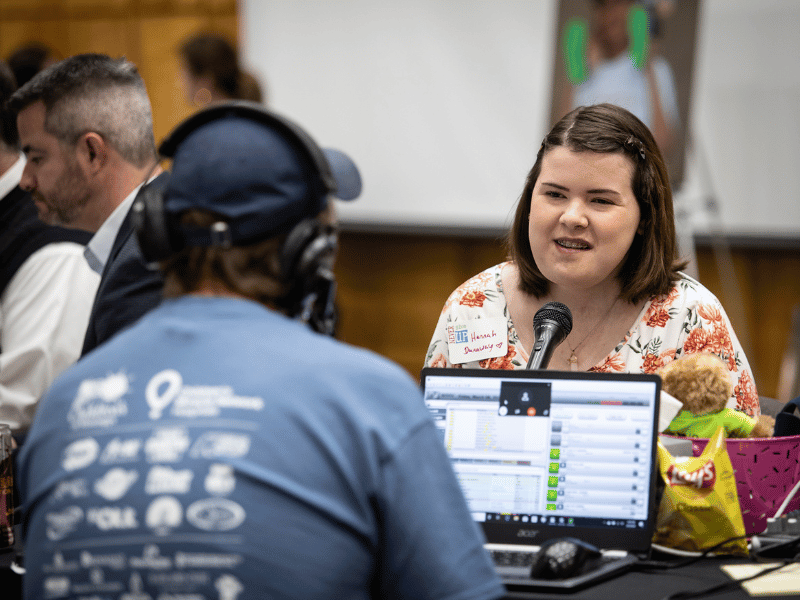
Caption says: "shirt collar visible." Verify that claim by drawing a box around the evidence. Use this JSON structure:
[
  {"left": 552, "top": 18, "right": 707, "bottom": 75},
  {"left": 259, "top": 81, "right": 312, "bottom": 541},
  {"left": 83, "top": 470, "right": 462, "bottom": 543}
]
[
  {"left": 84, "top": 182, "right": 146, "bottom": 274},
  {"left": 0, "top": 154, "right": 25, "bottom": 201}
]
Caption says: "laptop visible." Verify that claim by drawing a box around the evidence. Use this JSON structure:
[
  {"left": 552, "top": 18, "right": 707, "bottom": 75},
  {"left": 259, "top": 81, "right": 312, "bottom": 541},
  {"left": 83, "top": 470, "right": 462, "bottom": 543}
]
[{"left": 420, "top": 367, "right": 661, "bottom": 592}]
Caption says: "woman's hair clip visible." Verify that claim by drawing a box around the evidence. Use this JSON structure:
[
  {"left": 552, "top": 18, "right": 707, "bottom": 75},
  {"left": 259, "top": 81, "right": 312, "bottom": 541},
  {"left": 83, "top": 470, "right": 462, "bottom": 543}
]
[{"left": 625, "top": 135, "right": 646, "bottom": 161}]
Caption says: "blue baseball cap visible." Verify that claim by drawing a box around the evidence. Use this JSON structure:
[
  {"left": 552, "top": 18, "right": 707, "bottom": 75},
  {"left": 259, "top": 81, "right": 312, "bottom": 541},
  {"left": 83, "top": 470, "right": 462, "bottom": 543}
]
[{"left": 160, "top": 103, "right": 361, "bottom": 247}]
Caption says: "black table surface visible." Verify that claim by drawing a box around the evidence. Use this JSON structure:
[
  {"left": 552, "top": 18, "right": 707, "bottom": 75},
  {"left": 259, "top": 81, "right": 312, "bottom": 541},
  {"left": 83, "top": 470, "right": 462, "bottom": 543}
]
[
  {"left": 501, "top": 555, "right": 798, "bottom": 600},
  {"left": 1, "top": 543, "right": 797, "bottom": 600},
  {"left": 0, "top": 549, "right": 21, "bottom": 599}
]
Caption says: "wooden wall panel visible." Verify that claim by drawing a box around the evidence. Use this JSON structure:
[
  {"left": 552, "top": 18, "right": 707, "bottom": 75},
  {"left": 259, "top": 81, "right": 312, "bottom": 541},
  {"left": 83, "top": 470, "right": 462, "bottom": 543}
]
[
  {"left": 696, "top": 246, "right": 800, "bottom": 401},
  {"left": 137, "top": 14, "right": 238, "bottom": 142},
  {"left": 0, "top": 0, "right": 61, "bottom": 11},
  {"left": 336, "top": 232, "right": 508, "bottom": 380},
  {"left": 0, "top": 21, "right": 68, "bottom": 60},
  {"left": 65, "top": 19, "right": 135, "bottom": 58},
  {"left": 138, "top": 16, "right": 206, "bottom": 142},
  {"left": 64, "top": 0, "right": 128, "bottom": 11},
  {"left": 139, "top": 0, "right": 235, "bottom": 11},
  {"left": 0, "top": 0, "right": 237, "bottom": 141}
]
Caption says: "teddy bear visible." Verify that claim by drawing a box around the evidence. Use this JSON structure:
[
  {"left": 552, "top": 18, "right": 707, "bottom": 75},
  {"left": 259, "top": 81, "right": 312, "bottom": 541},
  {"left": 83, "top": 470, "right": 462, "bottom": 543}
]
[{"left": 658, "top": 352, "right": 775, "bottom": 439}]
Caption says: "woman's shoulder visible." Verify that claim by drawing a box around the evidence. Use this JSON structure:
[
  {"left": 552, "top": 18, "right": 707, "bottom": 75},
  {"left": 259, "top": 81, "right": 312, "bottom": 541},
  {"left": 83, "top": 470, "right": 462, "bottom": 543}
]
[
  {"left": 440, "top": 262, "right": 509, "bottom": 315},
  {"left": 648, "top": 273, "right": 724, "bottom": 308},
  {"left": 674, "top": 273, "right": 725, "bottom": 304},
  {"left": 633, "top": 273, "right": 729, "bottom": 333},
  {"left": 634, "top": 273, "right": 742, "bottom": 349},
  {"left": 448, "top": 262, "right": 507, "bottom": 297}
]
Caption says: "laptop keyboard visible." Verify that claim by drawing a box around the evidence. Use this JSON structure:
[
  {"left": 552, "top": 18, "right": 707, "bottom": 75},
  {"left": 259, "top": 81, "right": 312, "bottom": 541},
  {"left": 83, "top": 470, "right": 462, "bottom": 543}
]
[
  {"left": 490, "top": 549, "right": 538, "bottom": 568},
  {"left": 490, "top": 547, "right": 631, "bottom": 583}
]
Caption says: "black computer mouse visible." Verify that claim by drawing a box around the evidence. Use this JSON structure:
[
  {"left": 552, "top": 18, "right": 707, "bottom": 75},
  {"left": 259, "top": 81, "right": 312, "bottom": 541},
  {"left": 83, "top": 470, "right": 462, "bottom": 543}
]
[{"left": 529, "top": 537, "right": 603, "bottom": 580}]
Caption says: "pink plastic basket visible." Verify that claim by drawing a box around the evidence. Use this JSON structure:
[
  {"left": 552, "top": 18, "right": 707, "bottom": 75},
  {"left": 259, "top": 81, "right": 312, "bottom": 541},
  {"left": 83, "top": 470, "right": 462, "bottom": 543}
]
[{"left": 690, "top": 435, "right": 800, "bottom": 535}]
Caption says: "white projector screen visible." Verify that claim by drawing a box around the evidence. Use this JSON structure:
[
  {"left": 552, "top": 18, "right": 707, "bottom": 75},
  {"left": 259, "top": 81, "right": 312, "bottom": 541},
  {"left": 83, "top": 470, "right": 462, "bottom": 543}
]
[
  {"left": 240, "top": 0, "right": 558, "bottom": 235},
  {"left": 241, "top": 0, "right": 800, "bottom": 240}
]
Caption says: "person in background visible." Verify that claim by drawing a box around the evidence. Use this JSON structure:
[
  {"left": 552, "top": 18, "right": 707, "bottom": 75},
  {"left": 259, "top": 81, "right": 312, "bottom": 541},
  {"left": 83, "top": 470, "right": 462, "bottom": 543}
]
[
  {"left": 6, "top": 41, "right": 60, "bottom": 89},
  {"left": 179, "top": 32, "right": 265, "bottom": 106},
  {"left": 0, "top": 60, "right": 98, "bottom": 441},
  {"left": 9, "top": 53, "right": 168, "bottom": 356},
  {"left": 17, "top": 101, "right": 505, "bottom": 600},
  {"left": 559, "top": 0, "right": 679, "bottom": 159},
  {"left": 424, "top": 103, "right": 759, "bottom": 418},
  {"left": 5, "top": 42, "right": 62, "bottom": 224}
]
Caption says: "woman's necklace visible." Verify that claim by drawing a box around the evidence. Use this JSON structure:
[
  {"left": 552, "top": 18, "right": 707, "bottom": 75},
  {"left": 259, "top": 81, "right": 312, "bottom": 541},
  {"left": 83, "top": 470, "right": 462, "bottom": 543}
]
[{"left": 565, "top": 296, "right": 620, "bottom": 371}]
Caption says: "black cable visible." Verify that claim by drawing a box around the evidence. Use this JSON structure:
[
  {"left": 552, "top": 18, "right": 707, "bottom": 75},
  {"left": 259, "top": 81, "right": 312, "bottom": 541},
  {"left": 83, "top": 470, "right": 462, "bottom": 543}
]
[
  {"left": 751, "top": 533, "right": 800, "bottom": 562},
  {"left": 646, "top": 533, "right": 800, "bottom": 600},
  {"left": 658, "top": 560, "right": 791, "bottom": 600},
  {"left": 633, "top": 535, "right": 750, "bottom": 571}
]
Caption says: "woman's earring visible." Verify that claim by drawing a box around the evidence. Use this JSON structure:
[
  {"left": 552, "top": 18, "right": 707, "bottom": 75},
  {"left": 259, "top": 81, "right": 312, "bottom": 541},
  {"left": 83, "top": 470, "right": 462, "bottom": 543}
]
[{"left": 193, "top": 87, "right": 212, "bottom": 106}]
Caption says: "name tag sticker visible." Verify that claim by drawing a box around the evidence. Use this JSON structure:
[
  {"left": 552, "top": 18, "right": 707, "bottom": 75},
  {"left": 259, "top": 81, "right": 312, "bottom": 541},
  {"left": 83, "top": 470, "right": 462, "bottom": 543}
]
[{"left": 448, "top": 317, "right": 508, "bottom": 364}]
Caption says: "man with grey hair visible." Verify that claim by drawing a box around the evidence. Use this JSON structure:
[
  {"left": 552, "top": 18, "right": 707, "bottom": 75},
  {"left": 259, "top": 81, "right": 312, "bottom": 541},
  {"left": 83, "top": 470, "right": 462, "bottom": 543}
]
[{"left": 9, "top": 53, "right": 167, "bottom": 355}]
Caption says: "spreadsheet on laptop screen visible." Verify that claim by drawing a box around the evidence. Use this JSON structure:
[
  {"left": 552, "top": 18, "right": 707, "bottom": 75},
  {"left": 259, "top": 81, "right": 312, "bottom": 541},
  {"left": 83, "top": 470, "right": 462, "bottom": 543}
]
[{"left": 422, "top": 371, "right": 658, "bottom": 531}]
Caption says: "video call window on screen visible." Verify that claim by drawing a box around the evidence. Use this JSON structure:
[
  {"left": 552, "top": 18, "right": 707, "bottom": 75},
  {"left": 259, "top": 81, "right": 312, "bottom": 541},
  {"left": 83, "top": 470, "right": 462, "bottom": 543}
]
[{"left": 499, "top": 381, "right": 552, "bottom": 417}]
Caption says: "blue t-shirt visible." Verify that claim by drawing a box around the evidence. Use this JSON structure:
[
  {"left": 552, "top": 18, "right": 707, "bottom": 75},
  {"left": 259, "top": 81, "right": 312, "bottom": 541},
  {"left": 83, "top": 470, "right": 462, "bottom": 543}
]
[{"left": 17, "top": 296, "right": 504, "bottom": 600}]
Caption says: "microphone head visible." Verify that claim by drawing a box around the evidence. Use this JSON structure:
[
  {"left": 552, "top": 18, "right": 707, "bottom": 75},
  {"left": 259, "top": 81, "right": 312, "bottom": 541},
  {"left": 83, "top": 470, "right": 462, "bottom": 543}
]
[{"left": 534, "top": 301, "right": 573, "bottom": 336}]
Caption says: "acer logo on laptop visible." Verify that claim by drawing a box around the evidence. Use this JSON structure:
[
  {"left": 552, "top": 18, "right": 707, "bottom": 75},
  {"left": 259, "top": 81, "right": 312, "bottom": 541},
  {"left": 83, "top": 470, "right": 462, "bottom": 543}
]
[{"left": 517, "top": 529, "right": 539, "bottom": 538}]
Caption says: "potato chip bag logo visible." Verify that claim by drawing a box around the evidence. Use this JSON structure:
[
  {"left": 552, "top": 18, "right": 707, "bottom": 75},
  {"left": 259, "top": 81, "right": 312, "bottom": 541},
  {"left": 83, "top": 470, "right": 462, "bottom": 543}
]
[{"left": 666, "top": 460, "right": 716, "bottom": 489}]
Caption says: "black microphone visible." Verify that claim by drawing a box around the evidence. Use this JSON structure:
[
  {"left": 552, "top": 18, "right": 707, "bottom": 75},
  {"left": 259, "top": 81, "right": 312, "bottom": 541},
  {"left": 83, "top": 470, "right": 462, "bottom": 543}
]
[{"left": 526, "top": 302, "right": 573, "bottom": 370}]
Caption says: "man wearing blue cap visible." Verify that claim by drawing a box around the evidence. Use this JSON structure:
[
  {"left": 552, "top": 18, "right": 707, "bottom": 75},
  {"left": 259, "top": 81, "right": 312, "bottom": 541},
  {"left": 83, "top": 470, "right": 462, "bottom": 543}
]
[{"left": 16, "top": 102, "right": 505, "bottom": 600}]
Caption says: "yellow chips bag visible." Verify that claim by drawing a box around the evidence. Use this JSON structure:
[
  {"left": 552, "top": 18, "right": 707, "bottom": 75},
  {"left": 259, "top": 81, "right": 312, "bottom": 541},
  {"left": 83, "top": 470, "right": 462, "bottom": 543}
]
[{"left": 653, "top": 426, "right": 748, "bottom": 555}]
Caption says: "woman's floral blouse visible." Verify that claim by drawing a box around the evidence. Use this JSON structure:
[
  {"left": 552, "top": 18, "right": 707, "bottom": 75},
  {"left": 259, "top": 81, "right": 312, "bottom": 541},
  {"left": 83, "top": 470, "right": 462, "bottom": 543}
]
[{"left": 424, "top": 263, "right": 760, "bottom": 417}]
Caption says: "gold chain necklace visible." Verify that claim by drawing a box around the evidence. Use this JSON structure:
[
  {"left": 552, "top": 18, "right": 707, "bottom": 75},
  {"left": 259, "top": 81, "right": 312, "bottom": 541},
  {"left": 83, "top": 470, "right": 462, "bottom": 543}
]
[{"left": 565, "top": 296, "right": 620, "bottom": 371}]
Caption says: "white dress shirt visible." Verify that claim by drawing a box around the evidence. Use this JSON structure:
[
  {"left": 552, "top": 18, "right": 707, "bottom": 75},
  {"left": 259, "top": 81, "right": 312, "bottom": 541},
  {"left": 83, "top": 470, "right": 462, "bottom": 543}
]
[
  {"left": 84, "top": 182, "right": 145, "bottom": 274},
  {"left": 0, "top": 156, "right": 100, "bottom": 432}
]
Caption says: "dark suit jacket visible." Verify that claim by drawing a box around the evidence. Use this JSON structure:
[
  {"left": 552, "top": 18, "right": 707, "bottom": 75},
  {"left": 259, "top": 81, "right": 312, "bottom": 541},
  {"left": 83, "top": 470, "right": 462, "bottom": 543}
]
[
  {"left": 81, "top": 173, "right": 169, "bottom": 356},
  {"left": 0, "top": 186, "right": 92, "bottom": 293}
]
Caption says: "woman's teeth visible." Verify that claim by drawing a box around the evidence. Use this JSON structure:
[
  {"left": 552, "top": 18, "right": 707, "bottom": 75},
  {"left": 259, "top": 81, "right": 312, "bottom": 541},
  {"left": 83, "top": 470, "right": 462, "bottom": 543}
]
[{"left": 557, "top": 240, "right": 589, "bottom": 249}]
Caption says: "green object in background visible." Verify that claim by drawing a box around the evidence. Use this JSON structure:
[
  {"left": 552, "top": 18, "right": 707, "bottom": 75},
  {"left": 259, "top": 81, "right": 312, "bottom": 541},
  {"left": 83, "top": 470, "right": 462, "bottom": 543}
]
[
  {"left": 563, "top": 18, "right": 588, "bottom": 85},
  {"left": 628, "top": 4, "right": 649, "bottom": 70}
]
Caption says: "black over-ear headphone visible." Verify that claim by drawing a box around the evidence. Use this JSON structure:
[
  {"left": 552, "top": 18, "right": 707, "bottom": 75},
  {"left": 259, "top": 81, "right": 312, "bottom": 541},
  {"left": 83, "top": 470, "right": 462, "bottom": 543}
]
[
  {"left": 775, "top": 396, "right": 800, "bottom": 437},
  {"left": 131, "top": 101, "right": 342, "bottom": 335}
]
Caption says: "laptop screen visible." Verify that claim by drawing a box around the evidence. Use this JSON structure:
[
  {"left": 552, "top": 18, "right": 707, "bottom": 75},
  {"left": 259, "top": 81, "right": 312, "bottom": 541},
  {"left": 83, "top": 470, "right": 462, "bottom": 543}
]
[{"left": 420, "top": 368, "right": 661, "bottom": 553}]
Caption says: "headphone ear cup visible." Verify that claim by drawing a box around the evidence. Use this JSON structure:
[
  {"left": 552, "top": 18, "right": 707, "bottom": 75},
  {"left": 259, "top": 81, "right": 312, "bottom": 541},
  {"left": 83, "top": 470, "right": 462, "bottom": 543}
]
[
  {"left": 132, "top": 184, "right": 179, "bottom": 264},
  {"left": 278, "top": 218, "right": 339, "bottom": 335},
  {"left": 279, "top": 219, "right": 336, "bottom": 282}
]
